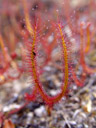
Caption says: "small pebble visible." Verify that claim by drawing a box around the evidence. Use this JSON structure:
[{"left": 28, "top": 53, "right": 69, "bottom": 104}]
[
  {"left": 77, "top": 124, "right": 84, "bottom": 128},
  {"left": 34, "top": 106, "right": 47, "bottom": 117},
  {"left": 3, "top": 104, "right": 20, "bottom": 112},
  {"left": 26, "top": 112, "right": 33, "bottom": 124},
  {"left": 50, "top": 90, "right": 60, "bottom": 96}
]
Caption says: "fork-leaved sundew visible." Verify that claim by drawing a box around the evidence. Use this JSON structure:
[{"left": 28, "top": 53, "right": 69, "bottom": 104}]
[{"left": 25, "top": 22, "right": 71, "bottom": 107}]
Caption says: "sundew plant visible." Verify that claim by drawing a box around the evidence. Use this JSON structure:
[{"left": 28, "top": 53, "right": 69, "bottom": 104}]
[{"left": 0, "top": 0, "right": 96, "bottom": 127}]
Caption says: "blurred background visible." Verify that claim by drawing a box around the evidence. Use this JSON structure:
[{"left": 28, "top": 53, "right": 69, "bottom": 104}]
[{"left": 0, "top": 0, "right": 96, "bottom": 128}]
